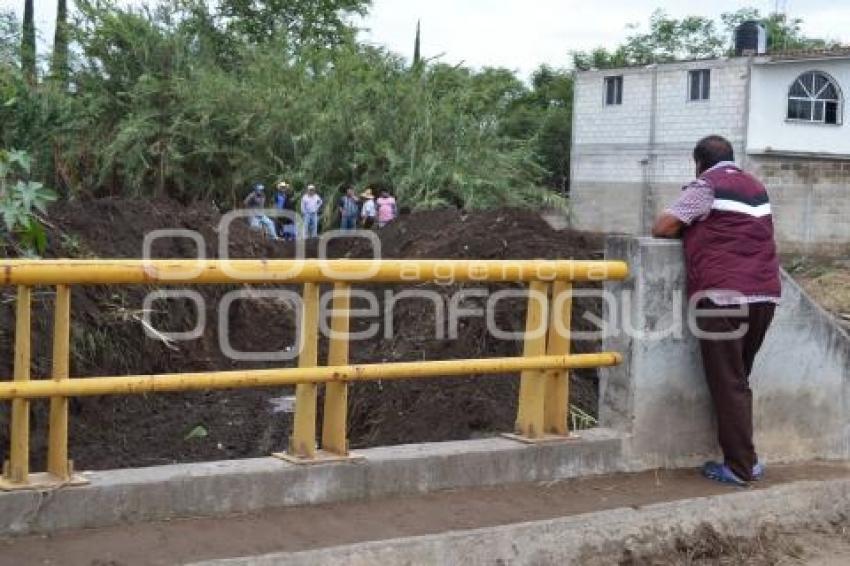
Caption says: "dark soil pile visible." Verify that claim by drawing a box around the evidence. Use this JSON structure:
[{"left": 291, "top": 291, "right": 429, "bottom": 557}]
[{"left": 0, "top": 200, "right": 604, "bottom": 470}]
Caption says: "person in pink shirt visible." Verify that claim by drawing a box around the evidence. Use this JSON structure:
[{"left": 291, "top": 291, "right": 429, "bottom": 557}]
[{"left": 375, "top": 188, "right": 397, "bottom": 228}]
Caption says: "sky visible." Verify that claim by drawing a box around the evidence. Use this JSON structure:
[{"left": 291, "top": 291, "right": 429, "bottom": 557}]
[{"left": 8, "top": 0, "right": 850, "bottom": 80}]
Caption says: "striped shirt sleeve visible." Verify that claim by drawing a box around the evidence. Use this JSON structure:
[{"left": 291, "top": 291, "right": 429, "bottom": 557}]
[{"left": 665, "top": 178, "right": 714, "bottom": 225}]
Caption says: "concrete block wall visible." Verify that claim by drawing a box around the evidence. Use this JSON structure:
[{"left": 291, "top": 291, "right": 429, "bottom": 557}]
[
  {"left": 570, "top": 58, "right": 850, "bottom": 256},
  {"left": 749, "top": 155, "right": 850, "bottom": 256},
  {"left": 601, "top": 236, "right": 850, "bottom": 470},
  {"left": 571, "top": 59, "right": 749, "bottom": 236},
  {"left": 573, "top": 154, "right": 850, "bottom": 255},
  {"left": 566, "top": 182, "right": 645, "bottom": 235},
  {"left": 654, "top": 61, "right": 749, "bottom": 150},
  {"left": 572, "top": 59, "right": 749, "bottom": 152},
  {"left": 573, "top": 69, "right": 653, "bottom": 147}
]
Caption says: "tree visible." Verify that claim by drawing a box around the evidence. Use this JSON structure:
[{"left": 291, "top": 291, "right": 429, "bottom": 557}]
[
  {"left": 573, "top": 10, "right": 723, "bottom": 70},
  {"left": 624, "top": 11, "right": 724, "bottom": 63},
  {"left": 21, "top": 0, "right": 36, "bottom": 83},
  {"left": 572, "top": 7, "right": 836, "bottom": 70},
  {"left": 529, "top": 67, "right": 573, "bottom": 192},
  {"left": 720, "top": 9, "right": 837, "bottom": 52},
  {"left": 571, "top": 47, "right": 629, "bottom": 72},
  {"left": 51, "top": 0, "right": 69, "bottom": 83},
  {"left": 217, "top": 0, "right": 371, "bottom": 49},
  {"left": 412, "top": 19, "right": 421, "bottom": 67},
  {"left": 500, "top": 65, "right": 574, "bottom": 192},
  {"left": 0, "top": 9, "right": 20, "bottom": 64}
]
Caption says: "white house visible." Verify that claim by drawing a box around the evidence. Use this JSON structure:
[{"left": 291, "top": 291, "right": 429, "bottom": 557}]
[{"left": 570, "top": 47, "right": 850, "bottom": 255}]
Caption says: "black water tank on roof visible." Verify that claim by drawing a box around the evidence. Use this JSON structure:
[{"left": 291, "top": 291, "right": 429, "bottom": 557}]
[{"left": 735, "top": 21, "right": 767, "bottom": 55}]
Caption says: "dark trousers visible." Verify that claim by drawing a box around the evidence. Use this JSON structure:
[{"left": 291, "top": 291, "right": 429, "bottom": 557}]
[
  {"left": 340, "top": 215, "right": 357, "bottom": 230},
  {"left": 696, "top": 300, "right": 775, "bottom": 481}
]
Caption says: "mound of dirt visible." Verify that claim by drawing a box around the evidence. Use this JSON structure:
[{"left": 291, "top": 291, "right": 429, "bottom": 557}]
[
  {"left": 357, "top": 208, "right": 602, "bottom": 260},
  {"left": 0, "top": 200, "right": 604, "bottom": 470}
]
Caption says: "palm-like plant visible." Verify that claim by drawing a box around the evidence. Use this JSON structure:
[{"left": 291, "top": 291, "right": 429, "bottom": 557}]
[{"left": 0, "top": 149, "right": 57, "bottom": 255}]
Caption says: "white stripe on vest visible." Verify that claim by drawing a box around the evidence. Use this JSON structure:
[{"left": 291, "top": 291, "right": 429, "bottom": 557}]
[{"left": 711, "top": 199, "right": 772, "bottom": 218}]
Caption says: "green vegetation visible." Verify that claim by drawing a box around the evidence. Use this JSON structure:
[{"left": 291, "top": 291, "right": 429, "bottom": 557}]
[
  {"left": 572, "top": 8, "right": 837, "bottom": 70},
  {"left": 0, "top": 0, "right": 570, "bottom": 212},
  {"left": 0, "top": 2, "right": 835, "bottom": 214},
  {"left": 0, "top": 148, "right": 57, "bottom": 255},
  {"left": 1, "top": 9, "right": 18, "bottom": 64}
]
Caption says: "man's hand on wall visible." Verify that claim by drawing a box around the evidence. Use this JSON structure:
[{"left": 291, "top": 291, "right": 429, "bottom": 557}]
[{"left": 651, "top": 213, "right": 685, "bottom": 239}]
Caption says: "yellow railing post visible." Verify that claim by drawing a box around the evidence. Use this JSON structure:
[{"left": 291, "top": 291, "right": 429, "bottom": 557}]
[
  {"left": 287, "top": 282, "right": 320, "bottom": 459},
  {"left": 4, "top": 286, "right": 32, "bottom": 486},
  {"left": 544, "top": 281, "right": 572, "bottom": 436},
  {"left": 513, "top": 281, "right": 550, "bottom": 440},
  {"left": 321, "top": 282, "right": 350, "bottom": 456},
  {"left": 47, "top": 285, "right": 72, "bottom": 479}
]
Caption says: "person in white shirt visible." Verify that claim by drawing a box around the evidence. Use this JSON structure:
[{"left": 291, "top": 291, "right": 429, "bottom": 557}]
[
  {"left": 360, "top": 188, "right": 377, "bottom": 228},
  {"left": 300, "top": 184, "right": 323, "bottom": 238}
]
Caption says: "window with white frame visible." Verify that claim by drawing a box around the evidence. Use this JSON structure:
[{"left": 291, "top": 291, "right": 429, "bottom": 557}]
[
  {"left": 688, "top": 69, "right": 710, "bottom": 101},
  {"left": 787, "top": 71, "right": 843, "bottom": 125},
  {"left": 604, "top": 76, "right": 623, "bottom": 106}
]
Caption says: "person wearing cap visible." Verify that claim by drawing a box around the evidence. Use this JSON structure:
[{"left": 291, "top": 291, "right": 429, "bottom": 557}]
[
  {"left": 243, "top": 183, "right": 278, "bottom": 240},
  {"left": 301, "top": 184, "right": 323, "bottom": 238},
  {"left": 338, "top": 185, "right": 360, "bottom": 231},
  {"left": 274, "top": 181, "right": 296, "bottom": 239},
  {"left": 282, "top": 183, "right": 298, "bottom": 240},
  {"left": 274, "top": 182, "right": 288, "bottom": 210},
  {"left": 360, "top": 188, "right": 377, "bottom": 229}
]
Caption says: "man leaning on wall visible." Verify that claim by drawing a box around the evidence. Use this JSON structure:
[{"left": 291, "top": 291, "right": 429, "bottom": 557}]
[{"left": 652, "top": 135, "right": 781, "bottom": 486}]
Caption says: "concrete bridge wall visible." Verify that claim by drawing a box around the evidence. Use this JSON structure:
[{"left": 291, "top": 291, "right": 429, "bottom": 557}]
[
  {"left": 1, "top": 237, "right": 848, "bottom": 536},
  {"left": 602, "top": 236, "right": 850, "bottom": 469}
]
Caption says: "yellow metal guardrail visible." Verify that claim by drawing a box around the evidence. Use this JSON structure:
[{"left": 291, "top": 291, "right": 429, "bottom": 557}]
[{"left": 0, "top": 259, "right": 627, "bottom": 491}]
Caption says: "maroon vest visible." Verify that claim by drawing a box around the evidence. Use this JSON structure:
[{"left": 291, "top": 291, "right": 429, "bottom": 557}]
[{"left": 681, "top": 164, "right": 781, "bottom": 300}]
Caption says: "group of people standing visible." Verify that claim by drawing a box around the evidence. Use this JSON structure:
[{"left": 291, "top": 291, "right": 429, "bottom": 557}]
[
  {"left": 338, "top": 185, "right": 397, "bottom": 231},
  {"left": 243, "top": 181, "right": 397, "bottom": 241}
]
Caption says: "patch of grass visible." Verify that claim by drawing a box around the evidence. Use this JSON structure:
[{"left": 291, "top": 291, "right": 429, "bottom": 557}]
[
  {"left": 618, "top": 523, "right": 806, "bottom": 565},
  {"left": 783, "top": 256, "right": 850, "bottom": 319},
  {"left": 798, "top": 271, "right": 850, "bottom": 315}
]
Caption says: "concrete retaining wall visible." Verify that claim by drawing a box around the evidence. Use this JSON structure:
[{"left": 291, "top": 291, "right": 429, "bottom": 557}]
[
  {"left": 570, "top": 156, "right": 850, "bottom": 256},
  {"left": 0, "top": 431, "right": 625, "bottom": 536},
  {"left": 748, "top": 155, "right": 850, "bottom": 256},
  {"left": 195, "top": 477, "right": 850, "bottom": 566},
  {"left": 602, "top": 236, "right": 850, "bottom": 470}
]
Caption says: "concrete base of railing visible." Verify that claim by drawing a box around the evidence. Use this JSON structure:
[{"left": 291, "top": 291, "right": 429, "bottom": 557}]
[
  {"left": 0, "top": 471, "right": 88, "bottom": 492},
  {"left": 0, "top": 429, "right": 625, "bottom": 537},
  {"left": 271, "top": 449, "right": 366, "bottom": 465}
]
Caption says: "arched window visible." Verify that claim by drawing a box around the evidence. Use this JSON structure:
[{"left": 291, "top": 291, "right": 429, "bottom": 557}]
[{"left": 787, "top": 71, "right": 842, "bottom": 125}]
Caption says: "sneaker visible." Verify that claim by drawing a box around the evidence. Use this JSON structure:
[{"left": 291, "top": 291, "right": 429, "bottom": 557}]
[
  {"left": 752, "top": 462, "right": 765, "bottom": 481},
  {"left": 702, "top": 461, "right": 748, "bottom": 486}
]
